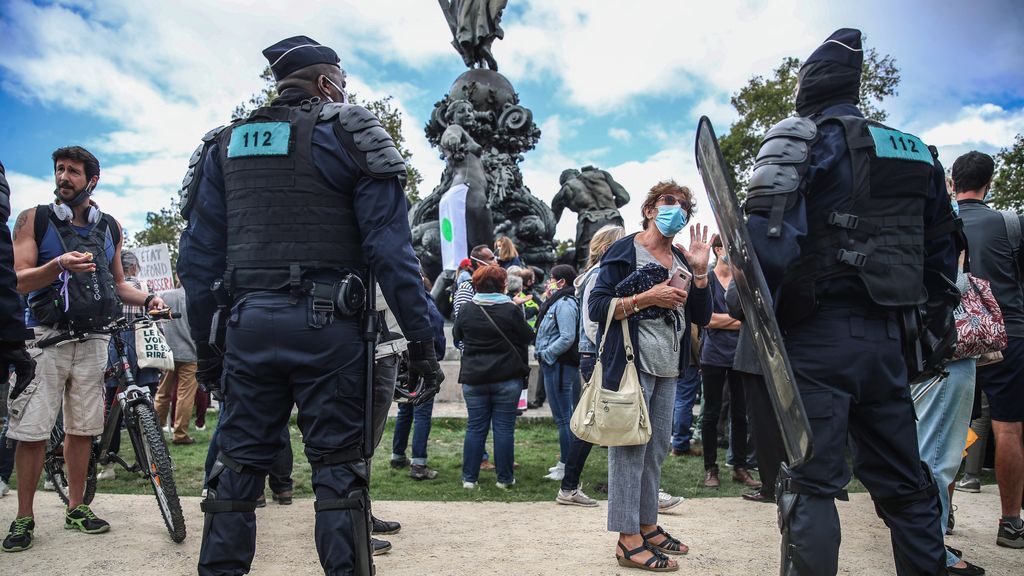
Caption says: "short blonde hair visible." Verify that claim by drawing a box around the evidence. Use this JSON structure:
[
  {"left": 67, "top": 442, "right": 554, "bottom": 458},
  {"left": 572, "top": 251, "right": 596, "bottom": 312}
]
[{"left": 585, "top": 225, "right": 625, "bottom": 271}]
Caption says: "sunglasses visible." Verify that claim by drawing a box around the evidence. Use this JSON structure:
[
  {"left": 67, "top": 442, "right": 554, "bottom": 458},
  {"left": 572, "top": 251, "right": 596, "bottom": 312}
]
[{"left": 658, "top": 195, "right": 691, "bottom": 211}]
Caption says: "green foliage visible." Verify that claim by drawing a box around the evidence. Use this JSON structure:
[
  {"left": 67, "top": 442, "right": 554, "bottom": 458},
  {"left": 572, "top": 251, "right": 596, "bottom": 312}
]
[
  {"left": 555, "top": 238, "right": 575, "bottom": 257},
  {"left": 131, "top": 206, "right": 186, "bottom": 271},
  {"left": 720, "top": 49, "right": 901, "bottom": 192},
  {"left": 991, "top": 133, "right": 1024, "bottom": 211},
  {"left": 233, "top": 66, "right": 422, "bottom": 203}
]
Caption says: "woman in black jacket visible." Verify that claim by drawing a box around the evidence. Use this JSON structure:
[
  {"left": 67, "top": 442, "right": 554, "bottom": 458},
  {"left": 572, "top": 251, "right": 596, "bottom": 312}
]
[{"left": 453, "top": 265, "right": 534, "bottom": 489}]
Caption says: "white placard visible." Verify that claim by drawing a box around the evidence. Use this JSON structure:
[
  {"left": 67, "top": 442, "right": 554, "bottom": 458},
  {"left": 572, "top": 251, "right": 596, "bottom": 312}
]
[{"left": 135, "top": 243, "right": 174, "bottom": 293}]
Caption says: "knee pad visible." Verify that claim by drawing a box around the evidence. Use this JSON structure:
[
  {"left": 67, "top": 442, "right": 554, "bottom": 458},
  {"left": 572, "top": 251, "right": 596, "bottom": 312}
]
[
  {"left": 200, "top": 453, "right": 264, "bottom": 541},
  {"left": 315, "top": 485, "right": 373, "bottom": 576}
]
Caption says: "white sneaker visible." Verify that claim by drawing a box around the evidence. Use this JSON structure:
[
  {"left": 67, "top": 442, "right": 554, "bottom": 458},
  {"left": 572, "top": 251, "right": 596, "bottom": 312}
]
[
  {"left": 0, "top": 478, "right": 9, "bottom": 497},
  {"left": 556, "top": 488, "right": 598, "bottom": 507},
  {"left": 43, "top": 479, "right": 55, "bottom": 491},
  {"left": 658, "top": 489, "right": 683, "bottom": 512},
  {"left": 543, "top": 462, "right": 565, "bottom": 481},
  {"left": 548, "top": 463, "right": 561, "bottom": 473},
  {"left": 97, "top": 463, "right": 117, "bottom": 481},
  {"left": 495, "top": 479, "right": 516, "bottom": 489},
  {"left": 195, "top": 425, "right": 206, "bottom": 431},
  {"left": 462, "top": 481, "right": 477, "bottom": 489}
]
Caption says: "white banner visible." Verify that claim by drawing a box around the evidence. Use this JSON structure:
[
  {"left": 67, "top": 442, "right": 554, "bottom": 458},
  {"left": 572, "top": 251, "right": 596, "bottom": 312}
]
[
  {"left": 135, "top": 243, "right": 174, "bottom": 293},
  {"left": 439, "top": 183, "right": 469, "bottom": 271}
]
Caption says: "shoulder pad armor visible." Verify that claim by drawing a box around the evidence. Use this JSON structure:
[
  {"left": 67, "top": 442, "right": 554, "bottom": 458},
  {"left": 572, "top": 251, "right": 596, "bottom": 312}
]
[
  {"left": 180, "top": 125, "right": 227, "bottom": 219},
  {"left": 744, "top": 118, "right": 817, "bottom": 234},
  {"left": 323, "top": 104, "right": 407, "bottom": 179},
  {"left": 762, "top": 116, "right": 817, "bottom": 142}
]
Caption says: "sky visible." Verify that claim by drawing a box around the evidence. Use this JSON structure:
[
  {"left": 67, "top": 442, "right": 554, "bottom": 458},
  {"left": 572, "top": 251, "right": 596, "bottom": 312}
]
[{"left": 1, "top": 0, "right": 1022, "bottom": 246}]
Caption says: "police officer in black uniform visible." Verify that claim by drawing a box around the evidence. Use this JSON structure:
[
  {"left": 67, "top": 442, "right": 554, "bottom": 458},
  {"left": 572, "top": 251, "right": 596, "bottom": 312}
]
[
  {"left": 744, "top": 30, "right": 960, "bottom": 575},
  {"left": 0, "top": 162, "right": 34, "bottom": 402},
  {"left": 177, "top": 36, "right": 444, "bottom": 576}
]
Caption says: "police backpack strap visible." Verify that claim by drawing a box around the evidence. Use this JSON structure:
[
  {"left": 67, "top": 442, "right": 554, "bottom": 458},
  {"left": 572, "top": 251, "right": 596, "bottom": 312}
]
[
  {"left": 745, "top": 117, "right": 818, "bottom": 237},
  {"left": 320, "top": 103, "right": 407, "bottom": 180},
  {"left": 179, "top": 124, "right": 230, "bottom": 220}
]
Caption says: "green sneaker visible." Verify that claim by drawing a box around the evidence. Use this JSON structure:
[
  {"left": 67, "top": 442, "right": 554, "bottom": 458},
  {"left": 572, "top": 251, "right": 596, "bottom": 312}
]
[
  {"left": 2, "top": 517, "right": 34, "bottom": 552},
  {"left": 64, "top": 505, "right": 110, "bottom": 534}
]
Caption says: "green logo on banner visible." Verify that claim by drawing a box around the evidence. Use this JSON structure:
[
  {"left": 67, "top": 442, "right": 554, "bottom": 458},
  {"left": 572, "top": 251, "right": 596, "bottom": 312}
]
[{"left": 441, "top": 218, "right": 454, "bottom": 242}]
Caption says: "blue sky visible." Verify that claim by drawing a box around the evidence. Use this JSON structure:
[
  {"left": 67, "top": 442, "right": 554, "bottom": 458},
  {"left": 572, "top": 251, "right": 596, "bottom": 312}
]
[{"left": 1, "top": 0, "right": 1022, "bottom": 241}]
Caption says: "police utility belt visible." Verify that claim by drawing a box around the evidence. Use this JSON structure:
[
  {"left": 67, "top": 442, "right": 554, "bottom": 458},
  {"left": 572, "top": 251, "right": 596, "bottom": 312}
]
[{"left": 299, "top": 275, "right": 366, "bottom": 319}]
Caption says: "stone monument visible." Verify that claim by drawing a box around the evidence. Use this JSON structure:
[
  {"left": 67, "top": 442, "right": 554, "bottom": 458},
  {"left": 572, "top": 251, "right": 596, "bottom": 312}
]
[{"left": 552, "top": 165, "right": 630, "bottom": 271}]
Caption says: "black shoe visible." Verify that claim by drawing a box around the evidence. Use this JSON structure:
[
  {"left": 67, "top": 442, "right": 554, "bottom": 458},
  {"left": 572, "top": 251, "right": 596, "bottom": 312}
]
[
  {"left": 947, "top": 560, "right": 986, "bottom": 575},
  {"left": 371, "top": 537, "right": 392, "bottom": 556},
  {"left": 527, "top": 401, "right": 543, "bottom": 409},
  {"left": 946, "top": 545, "right": 963, "bottom": 559},
  {"left": 371, "top": 515, "right": 401, "bottom": 535},
  {"left": 389, "top": 457, "right": 410, "bottom": 469},
  {"left": 272, "top": 491, "right": 293, "bottom": 505},
  {"left": 2, "top": 517, "right": 34, "bottom": 552},
  {"left": 64, "top": 505, "right": 110, "bottom": 534},
  {"left": 997, "top": 517, "right": 1024, "bottom": 548},
  {"left": 255, "top": 494, "right": 267, "bottom": 508},
  {"left": 409, "top": 464, "right": 438, "bottom": 480}
]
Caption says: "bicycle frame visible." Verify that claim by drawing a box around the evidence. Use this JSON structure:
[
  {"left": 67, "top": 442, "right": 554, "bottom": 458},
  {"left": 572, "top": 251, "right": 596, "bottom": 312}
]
[{"left": 96, "top": 325, "right": 159, "bottom": 473}]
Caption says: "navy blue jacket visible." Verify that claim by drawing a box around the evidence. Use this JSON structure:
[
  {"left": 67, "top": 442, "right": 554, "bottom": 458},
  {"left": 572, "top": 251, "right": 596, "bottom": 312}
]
[
  {"left": 589, "top": 233, "right": 713, "bottom": 389},
  {"left": 0, "top": 163, "right": 30, "bottom": 341},
  {"left": 747, "top": 104, "right": 958, "bottom": 306},
  {"left": 179, "top": 95, "right": 433, "bottom": 353}
]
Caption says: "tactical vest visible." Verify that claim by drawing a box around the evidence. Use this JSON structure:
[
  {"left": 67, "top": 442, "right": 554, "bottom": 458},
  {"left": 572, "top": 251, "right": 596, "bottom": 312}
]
[
  {"left": 27, "top": 206, "right": 121, "bottom": 330},
  {"left": 217, "top": 102, "right": 365, "bottom": 291},
  {"left": 783, "top": 115, "right": 933, "bottom": 308}
]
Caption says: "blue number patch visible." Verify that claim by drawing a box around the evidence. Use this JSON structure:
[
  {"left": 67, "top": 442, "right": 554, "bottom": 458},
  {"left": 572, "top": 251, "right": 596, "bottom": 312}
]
[
  {"left": 868, "top": 126, "right": 933, "bottom": 165},
  {"left": 226, "top": 122, "right": 291, "bottom": 158}
]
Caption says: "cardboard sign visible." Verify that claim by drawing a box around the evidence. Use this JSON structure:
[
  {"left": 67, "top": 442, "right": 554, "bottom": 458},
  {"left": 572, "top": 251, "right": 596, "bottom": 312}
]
[{"left": 135, "top": 244, "right": 175, "bottom": 293}]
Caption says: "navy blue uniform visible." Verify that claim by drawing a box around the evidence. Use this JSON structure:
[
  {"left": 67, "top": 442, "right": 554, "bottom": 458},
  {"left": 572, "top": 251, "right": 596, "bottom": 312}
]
[
  {"left": 748, "top": 102, "right": 956, "bottom": 575},
  {"left": 179, "top": 92, "right": 433, "bottom": 575},
  {"left": 0, "top": 164, "right": 26, "bottom": 341}
]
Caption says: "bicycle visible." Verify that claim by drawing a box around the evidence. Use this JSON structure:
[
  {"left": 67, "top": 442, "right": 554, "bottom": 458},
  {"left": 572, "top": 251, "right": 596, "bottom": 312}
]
[{"left": 41, "top": 309, "right": 187, "bottom": 543}]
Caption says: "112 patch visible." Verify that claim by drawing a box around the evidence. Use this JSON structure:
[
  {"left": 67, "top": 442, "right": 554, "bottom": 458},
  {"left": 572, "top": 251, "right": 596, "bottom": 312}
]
[
  {"left": 867, "top": 126, "right": 933, "bottom": 165},
  {"left": 227, "top": 122, "right": 291, "bottom": 158}
]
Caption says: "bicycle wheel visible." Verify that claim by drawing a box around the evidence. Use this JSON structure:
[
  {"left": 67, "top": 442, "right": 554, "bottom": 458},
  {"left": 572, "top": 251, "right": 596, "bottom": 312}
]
[
  {"left": 131, "top": 403, "right": 187, "bottom": 543},
  {"left": 43, "top": 421, "right": 98, "bottom": 506}
]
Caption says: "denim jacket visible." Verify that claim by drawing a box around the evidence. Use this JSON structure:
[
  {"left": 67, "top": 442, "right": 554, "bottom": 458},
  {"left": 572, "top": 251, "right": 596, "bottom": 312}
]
[{"left": 535, "top": 296, "right": 578, "bottom": 366}]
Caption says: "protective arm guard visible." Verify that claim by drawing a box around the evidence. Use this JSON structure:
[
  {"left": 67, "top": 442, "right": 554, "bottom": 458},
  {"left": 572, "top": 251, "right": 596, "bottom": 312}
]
[
  {"left": 320, "top": 103, "right": 407, "bottom": 182},
  {"left": 744, "top": 117, "right": 818, "bottom": 238},
  {"left": 179, "top": 125, "right": 228, "bottom": 220}
]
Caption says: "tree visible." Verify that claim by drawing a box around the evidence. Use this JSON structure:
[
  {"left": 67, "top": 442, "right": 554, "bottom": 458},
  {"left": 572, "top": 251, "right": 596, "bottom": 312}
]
[
  {"left": 234, "top": 66, "right": 423, "bottom": 202},
  {"left": 131, "top": 206, "right": 186, "bottom": 271},
  {"left": 991, "top": 133, "right": 1024, "bottom": 212},
  {"left": 720, "top": 48, "right": 901, "bottom": 191}
]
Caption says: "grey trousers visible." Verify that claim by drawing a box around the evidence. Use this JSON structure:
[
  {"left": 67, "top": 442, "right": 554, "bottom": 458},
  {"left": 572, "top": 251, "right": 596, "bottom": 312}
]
[{"left": 607, "top": 370, "right": 676, "bottom": 534}]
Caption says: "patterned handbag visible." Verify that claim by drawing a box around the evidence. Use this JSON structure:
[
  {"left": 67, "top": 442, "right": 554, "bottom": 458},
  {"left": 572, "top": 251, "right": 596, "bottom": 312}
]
[{"left": 952, "top": 273, "right": 1007, "bottom": 360}]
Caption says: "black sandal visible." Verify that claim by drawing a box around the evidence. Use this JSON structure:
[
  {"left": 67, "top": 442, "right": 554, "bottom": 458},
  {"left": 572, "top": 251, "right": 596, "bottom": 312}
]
[
  {"left": 642, "top": 526, "right": 689, "bottom": 555},
  {"left": 616, "top": 541, "right": 678, "bottom": 572}
]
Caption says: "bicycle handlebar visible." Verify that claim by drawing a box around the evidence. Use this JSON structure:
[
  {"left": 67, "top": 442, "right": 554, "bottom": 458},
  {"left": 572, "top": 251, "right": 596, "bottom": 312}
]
[{"left": 36, "top": 309, "right": 180, "bottom": 349}]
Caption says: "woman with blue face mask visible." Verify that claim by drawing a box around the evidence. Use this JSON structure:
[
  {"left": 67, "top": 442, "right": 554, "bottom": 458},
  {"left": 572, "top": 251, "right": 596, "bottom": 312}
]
[{"left": 588, "top": 180, "right": 715, "bottom": 572}]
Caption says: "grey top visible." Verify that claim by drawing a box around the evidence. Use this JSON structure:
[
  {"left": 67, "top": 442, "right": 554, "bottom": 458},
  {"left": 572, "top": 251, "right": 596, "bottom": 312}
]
[
  {"left": 958, "top": 200, "right": 1024, "bottom": 338},
  {"left": 634, "top": 239, "right": 683, "bottom": 378},
  {"left": 157, "top": 288, "right": 196, "bottom": 363},
  {"left": 725, "top": 279, "right": 761, "bottom": 375}
]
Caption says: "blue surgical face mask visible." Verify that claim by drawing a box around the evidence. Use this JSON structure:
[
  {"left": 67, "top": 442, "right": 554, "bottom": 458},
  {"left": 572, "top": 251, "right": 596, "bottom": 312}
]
[{"left": 654, "top": 205, "right": 687, "bottom": 237}]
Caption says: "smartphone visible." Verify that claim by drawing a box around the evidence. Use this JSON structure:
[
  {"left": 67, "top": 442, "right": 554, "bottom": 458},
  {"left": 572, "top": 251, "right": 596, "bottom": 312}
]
[{"left": 668, "top": 267, "right": 692, "bottom": 292}]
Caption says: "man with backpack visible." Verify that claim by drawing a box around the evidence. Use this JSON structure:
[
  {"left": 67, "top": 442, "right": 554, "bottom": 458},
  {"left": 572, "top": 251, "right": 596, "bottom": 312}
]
[
  {"left": 954, "top": 151, "right": 1024, "bottom": 550},
  {"left": 3, "top": 146, "right": 165, "bottom": 553}
]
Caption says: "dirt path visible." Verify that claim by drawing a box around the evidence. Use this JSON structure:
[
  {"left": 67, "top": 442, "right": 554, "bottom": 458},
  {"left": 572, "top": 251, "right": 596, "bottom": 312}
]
[{"left": 1, "top": 489, "right": 1017, "bottom": 575}]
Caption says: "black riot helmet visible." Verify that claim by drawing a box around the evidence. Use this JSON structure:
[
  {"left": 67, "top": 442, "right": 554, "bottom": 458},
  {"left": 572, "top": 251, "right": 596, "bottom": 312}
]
[{"left": 795, "top": 28, "right": 864, "bottom": 117}]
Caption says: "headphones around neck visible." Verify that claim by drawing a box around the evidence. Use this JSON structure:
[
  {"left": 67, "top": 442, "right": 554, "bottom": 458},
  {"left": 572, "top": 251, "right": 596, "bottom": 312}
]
[{"left": 52, "top": 201, "right": 101, "bottom": 225}]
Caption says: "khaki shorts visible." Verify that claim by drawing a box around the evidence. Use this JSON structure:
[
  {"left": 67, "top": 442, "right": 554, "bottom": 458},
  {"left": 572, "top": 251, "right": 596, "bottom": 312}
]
[{"left": 6, "top": 326, "right": 110, "bottom": 442}]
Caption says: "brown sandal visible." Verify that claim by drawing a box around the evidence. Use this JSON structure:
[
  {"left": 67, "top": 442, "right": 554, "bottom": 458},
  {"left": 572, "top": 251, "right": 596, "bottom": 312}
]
[
  {"left": 642, "top": 526, "right": 689, "bottom": 555},
  {"left": 616, "top": 541, "right": 678, "bottom": 572}
]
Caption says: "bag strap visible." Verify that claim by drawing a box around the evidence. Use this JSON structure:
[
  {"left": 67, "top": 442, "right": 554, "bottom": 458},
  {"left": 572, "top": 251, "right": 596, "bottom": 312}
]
[
  {"left": 1001, "top": 211, "right": 1022, "bottom": 281},
  {"left": 477, "top": 304, "right": 522, "bottom": 358},
  {"left": 595, "top": 299, "right": 635, "bottom": 362}
]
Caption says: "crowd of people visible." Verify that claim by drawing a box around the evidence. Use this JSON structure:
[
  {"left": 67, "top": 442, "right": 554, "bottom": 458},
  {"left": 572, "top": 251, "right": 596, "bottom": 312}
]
[{"left": 0, "top": 28, "right": 1021, "bottom": 576}]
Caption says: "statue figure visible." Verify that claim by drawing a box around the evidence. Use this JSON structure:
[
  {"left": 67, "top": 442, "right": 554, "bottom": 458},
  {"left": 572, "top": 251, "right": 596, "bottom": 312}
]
[
  {"left": 439, "top": 99, "right": 493, "bottom": 255},
  {"left": 552, "top": 166, "right": 631, "bottom": 271},
  {"left": 438, "top": 0, "right": 509, "bottom": 71}
]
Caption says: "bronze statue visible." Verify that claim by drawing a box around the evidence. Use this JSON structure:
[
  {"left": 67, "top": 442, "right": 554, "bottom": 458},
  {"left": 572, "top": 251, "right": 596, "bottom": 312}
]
[
  {"left": 438, "top": 0, "right": 509, "bottom": 71},
  {"left": 552, "top": 166, "right": 630, "bottom": 271}
]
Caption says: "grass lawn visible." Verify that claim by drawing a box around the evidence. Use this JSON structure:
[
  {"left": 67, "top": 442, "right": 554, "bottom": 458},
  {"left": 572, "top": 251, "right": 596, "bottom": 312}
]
[{"left": 14, "top": 412, "right": 995, "bottom": 503}]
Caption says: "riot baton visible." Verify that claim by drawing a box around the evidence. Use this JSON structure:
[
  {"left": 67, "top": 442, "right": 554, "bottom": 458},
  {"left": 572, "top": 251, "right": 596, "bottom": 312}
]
[{"left": 361, "top": 269, "right": 377, "bottom": 459}]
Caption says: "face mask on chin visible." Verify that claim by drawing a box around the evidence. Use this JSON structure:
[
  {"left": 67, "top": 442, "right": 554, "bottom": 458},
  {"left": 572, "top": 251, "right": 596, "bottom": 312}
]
[{"left": 654, "top": 205, "right": 687, "bottom": 237}]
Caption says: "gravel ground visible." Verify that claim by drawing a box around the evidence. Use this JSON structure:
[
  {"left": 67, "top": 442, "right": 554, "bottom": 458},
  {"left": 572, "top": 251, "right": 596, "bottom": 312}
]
[{"left": 0, "top": 488, "right": 1017, "bottom": 575}]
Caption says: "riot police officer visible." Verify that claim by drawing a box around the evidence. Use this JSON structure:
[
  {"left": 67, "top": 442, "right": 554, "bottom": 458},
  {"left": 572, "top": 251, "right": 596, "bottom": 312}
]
[
  {"left": 177, "top": 36, "right": 443, "bottom": 576},
  {"left": 0, "top": 163, "right": 34, "bottom": 397},
  {"left": 744, "top": 29, "right": 960, "bottom": 575}
]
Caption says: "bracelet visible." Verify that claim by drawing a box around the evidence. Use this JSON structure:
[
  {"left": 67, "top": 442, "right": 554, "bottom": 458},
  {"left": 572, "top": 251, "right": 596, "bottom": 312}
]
[
  {"left": 694, "top": 272, "right": 708, "bottom": 280},
  {"left": 144, "top": 294, "right": 155, "bottom": 308},
  {"left": 620, "top": 297, "right": 630, "bottom": 317},
  {"left": 631, "top": 294, "right": 640, "bottom": 313},
  {"left": 55, "top": 255, "right": 66, "bottom": 272}
]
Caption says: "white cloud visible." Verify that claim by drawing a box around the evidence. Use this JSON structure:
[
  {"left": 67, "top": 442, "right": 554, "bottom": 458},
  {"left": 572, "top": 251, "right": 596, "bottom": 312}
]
[
  {"left": 921, "top": 104, "right": 1024, "bottom": 150},
  {"left": 608, "top": 128, "right": 632, "bottom": 143}
]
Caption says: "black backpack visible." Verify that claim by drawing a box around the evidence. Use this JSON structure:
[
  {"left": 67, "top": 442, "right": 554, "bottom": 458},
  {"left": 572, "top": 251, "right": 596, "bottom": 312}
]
[{"left": 28, "top": 205, "right": 122, "bottom": 330}]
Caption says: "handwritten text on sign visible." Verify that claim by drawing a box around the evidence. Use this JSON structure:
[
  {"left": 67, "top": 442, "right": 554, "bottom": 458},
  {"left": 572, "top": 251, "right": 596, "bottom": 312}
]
[{"left": 135, "top": 244, "right": 174, "bottom": 293}]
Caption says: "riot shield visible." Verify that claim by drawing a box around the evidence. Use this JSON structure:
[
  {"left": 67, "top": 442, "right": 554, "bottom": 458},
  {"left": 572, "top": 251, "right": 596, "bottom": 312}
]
[{"left": 694, "top": 116, "right": 813, "bottom": 468}]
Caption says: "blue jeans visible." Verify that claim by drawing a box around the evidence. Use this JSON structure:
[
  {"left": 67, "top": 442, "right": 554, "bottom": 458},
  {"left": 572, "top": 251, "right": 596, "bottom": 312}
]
[
  {"left": 672, "top": 363, "right": 701, "bottom": 452},
  {"left": 392, "top": 399, "right": 435, "bottom": 465},
  {"left": 462, "top": 379, "right": 521, "bottom": 485},
  {"left": 562, "top": 354, "right": 597, "bottom": 491},
  {"left": 915, "top": 358, "right": 977, "bottom": 567},
  {"left": 543, "top": 362, "right": 578, "bottom": 463}
]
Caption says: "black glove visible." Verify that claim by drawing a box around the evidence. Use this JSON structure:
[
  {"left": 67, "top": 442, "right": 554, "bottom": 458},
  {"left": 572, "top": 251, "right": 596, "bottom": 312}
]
[
  {"left": 1, "top": 341, "right": 36, "bottom": 401},
  {"left": 406, "top": 338, "right": 444, "bottom": 406},
  {"left": 195, "top": 341, "right": 224, "bottom": 402}
]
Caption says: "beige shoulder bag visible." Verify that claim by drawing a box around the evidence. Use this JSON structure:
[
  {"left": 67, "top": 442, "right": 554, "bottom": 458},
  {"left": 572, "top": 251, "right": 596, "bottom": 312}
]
[{"left": 569, "top": 299, "right": 652, "bottom": 446}]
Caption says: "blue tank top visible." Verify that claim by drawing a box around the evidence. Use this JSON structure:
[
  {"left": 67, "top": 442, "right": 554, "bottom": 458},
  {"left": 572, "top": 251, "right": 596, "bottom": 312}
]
[{"left": 25, "top": 216, "right": 117, "bottom": 327}]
